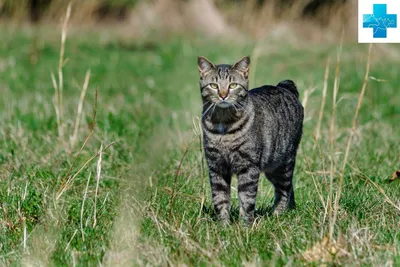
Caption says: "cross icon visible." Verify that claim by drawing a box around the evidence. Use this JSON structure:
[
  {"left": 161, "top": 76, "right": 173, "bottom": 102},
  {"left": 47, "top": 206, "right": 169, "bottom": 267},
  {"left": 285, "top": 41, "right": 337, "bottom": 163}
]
[{"left": 363, "top": 4, "right": 397, "bottom": 38}]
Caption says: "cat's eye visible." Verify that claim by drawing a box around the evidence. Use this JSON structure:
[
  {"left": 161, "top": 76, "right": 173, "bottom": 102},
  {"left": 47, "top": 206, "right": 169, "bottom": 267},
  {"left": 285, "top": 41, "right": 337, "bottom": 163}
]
[
  {"left": 210, "top": 83, "right": 218, "bottom": 89},
  {"left": 229, "top": 83, "right": 238, "bottom": 89}
]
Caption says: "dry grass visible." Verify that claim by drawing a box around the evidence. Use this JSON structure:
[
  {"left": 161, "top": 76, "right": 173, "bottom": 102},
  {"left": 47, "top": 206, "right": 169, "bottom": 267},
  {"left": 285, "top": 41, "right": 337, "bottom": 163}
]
[
  {"left": 314, "top": 57, "right": 331, "bottom": 143},
  {"left": 71, "top": 70, "right": 90, "bottom": 148},
  {"left": 327, "top": 30, "right": 344, "bottom": 240},
  {"left": 330, "top": 43, "right": 373, "bottom": 239},
  {"left": 51, "top": 1, "right": 71, "bottom": 142}
]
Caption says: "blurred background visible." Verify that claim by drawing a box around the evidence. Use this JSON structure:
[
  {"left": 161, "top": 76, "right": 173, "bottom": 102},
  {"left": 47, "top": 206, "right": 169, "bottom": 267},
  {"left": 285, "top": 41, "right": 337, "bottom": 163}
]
[{"left": 0, "top": 0, "right": 356, "bottom": 41}]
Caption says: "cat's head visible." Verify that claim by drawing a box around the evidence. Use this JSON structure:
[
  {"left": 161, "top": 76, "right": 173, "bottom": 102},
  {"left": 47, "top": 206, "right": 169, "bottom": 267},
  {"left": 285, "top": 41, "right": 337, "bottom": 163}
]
[{"left": 197, "top": 56, "right": 250, "bottom": 108}]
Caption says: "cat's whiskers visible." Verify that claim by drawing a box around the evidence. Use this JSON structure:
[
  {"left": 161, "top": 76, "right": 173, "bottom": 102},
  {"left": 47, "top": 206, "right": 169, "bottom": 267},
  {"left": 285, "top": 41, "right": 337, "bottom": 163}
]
[
  {"left": 232, "top": 102, "right": 239, "bottom": 114},
  {"left": 231, "top": 104, "right": 238, "bottom": 113},
  {"left": 202, "top": 103, "right": 215, "bottom": 119},
  {"left": 233, "top": 102, "right": 250, "bottom": 117},
  {"left": 211, "top": 104, "right": 217, "bottom": 118},
  {"left": 202, "top": 101, "right": 211, "bottom": 107},
  {"left": 232, "top": 103, "right": 246, "bottom": 118},
  {"left": 234, "top": 101, "right": 245, "bottom": 109}
]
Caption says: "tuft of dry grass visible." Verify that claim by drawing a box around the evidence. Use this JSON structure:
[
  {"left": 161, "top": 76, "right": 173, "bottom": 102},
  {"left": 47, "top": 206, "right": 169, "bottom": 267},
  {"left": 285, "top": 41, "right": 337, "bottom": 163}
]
[
  {"left": 56, "top": 141, "right": 114, "bottom": 200},
  {"left": 51, "top": 2, "right": 71, "bottom": 142},
  {"left": 330, "top": 43, "right": 373, "bottom": 240},
  {"left": 302, "top": 235, "right": 349, "bottom": 264},
  {"left": 93, "top": 143, "right": 103, "bottom": 227},
  {"left": 314, "top": 57, "right": 331, "bottom": 143},
  {"left": 71, "top": 69, "right": 91, "bottom": 148},
  {"left": 80, "top": 172, "right": 91, "bottom": 242},
  {"left": 327, "top": 30, "right": 344, "bottom": 240}
]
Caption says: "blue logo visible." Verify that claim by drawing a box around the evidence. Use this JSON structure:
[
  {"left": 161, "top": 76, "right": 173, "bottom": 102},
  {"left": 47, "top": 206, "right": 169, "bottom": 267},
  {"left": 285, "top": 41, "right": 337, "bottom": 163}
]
[{"left": 363, "top": 4, "right": 397, "bottom": 38}]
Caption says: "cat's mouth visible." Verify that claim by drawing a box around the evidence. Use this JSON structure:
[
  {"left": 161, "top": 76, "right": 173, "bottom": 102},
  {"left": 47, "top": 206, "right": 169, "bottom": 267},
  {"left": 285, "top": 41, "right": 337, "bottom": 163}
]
[{"left": 217, "top": 101, "right": 232, "bottom": 108}]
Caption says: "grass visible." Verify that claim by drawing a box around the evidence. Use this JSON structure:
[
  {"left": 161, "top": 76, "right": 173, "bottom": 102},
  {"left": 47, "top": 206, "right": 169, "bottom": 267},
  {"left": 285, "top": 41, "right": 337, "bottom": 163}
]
[{"left": 0, "top": 24, "right": 399, "bottom": 266}]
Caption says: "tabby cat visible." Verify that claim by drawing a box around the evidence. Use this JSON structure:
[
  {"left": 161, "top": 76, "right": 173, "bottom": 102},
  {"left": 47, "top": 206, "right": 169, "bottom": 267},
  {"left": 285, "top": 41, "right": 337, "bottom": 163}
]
[{"left": 198, "top": 56, "right": 304, "bottom": 224}]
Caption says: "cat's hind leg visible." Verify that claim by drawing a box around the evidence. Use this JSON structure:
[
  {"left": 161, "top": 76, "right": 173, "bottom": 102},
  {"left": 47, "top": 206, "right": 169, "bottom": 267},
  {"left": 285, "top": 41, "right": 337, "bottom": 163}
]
[{"left": 265, "top": 160, "right": 296, "bottom": 215}]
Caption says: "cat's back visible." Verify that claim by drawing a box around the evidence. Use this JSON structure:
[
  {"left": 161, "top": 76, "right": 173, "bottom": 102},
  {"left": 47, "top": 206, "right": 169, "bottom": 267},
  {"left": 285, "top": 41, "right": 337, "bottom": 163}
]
[
  {"left": 249, "top": 80, "right": 303, "bottom": 118},
  {"left": 249, "top": 80, "right": 304, "bottom": 143}
]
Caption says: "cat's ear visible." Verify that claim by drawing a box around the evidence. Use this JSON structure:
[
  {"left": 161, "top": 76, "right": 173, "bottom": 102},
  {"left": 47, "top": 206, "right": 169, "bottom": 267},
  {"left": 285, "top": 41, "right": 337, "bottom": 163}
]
[
  {"left": 198, "top": 56, "right": 216, "bottom": 77},
  {"left": 232, "top": 56, "right": 250, "bottom": 78}
]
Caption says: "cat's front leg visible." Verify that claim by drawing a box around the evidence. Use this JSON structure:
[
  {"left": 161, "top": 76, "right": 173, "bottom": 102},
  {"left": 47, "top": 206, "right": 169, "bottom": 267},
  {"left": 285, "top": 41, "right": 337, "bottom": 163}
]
[
  {"left": 237, "top": 166, "right": 260, "bottom": 225},
  {"left": 209, "top": 169, "right": 232, "bottom": 224}
]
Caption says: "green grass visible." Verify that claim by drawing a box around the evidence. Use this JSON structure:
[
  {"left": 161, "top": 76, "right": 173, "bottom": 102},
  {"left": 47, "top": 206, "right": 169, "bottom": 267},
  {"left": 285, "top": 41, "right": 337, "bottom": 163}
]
[{"left": 0, "top": 26, "right": 399, "bottom": 266}]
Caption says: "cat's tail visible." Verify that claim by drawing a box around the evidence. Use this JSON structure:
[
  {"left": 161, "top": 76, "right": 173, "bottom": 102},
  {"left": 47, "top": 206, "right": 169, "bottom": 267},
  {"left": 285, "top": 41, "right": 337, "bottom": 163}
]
[{"left": 277, "top": 80, "right": 299, "bottom": 98}]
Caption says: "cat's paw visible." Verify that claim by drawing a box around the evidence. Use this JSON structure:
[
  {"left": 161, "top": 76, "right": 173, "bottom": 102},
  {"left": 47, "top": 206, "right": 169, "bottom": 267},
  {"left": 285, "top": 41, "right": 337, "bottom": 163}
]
[
  {"left": 272, "top": 207, "right": 286, "bottom": 216},
  {"left": 217, "top": 213, "right": 231, "bottom": 226},
  {"left": 272, "top": 200, "right": 295, "bottom": 216},
  {"left": 239, "top": 215, "right": 255, "bottom": 227},
  {"left": 219, "top": 218, "right": 231, "bottom": 226}
]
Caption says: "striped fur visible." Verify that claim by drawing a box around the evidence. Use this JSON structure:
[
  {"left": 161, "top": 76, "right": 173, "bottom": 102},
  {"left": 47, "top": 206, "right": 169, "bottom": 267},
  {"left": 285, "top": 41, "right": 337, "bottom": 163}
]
[{"left": 198, "top": 56, "right": 304, "bottom": 224}]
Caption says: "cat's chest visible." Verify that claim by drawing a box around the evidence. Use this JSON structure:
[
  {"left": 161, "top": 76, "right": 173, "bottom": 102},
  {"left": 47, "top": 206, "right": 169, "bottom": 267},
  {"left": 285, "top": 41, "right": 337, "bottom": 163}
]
[
  {"left": 205, "top": 134, "right": 259, "bottom": 171},
  {"left": 216, "top": 123, "right": 226, "bottom": 134},
  {"left": 205, "top": 132, "right": 254, "bottom": 156}
]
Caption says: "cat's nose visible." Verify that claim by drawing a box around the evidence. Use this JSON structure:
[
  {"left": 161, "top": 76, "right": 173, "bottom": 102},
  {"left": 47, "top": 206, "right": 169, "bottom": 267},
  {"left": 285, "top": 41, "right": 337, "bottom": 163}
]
[{"left": 219, "top": 89, "right": 229, "bottom": 100}]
